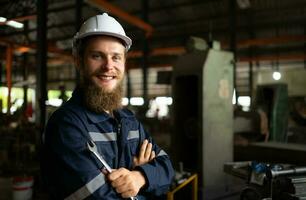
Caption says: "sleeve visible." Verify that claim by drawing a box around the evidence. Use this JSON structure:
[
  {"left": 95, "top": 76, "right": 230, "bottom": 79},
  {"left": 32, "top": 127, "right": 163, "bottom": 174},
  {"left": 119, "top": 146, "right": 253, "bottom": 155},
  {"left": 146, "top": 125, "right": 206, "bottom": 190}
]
[
  {"left": 41, "top": 111, "right": 118, "bottom": 200},
  {"left": 135, "top": 122, "right": 175, "bottom": 196}
]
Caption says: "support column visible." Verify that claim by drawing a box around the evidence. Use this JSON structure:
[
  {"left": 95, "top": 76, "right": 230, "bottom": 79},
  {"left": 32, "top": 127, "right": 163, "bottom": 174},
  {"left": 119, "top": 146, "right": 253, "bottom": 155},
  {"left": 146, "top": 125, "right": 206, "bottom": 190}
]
[
  {"left": 0, "top": 62, "right": 2, "bottom": 112},
  {"left": 126, "top": 69, "right": 132, "bottom": 104},
  {"left": 22, "top": 52, "right": 28, "bottom": 113},
  {"left": 249, "top": 61, "right": 253, "bottom": 99},
  {"left": 246, "top": 8, "right": 255, "bottom": 100},
  {"left": 141, "top": 0, "right": 149, "bottom": 108},
  {"left": 36, "top": 0, "right": 48, "bottom": 128},
  {"left": 75, "top": 0, "right": 83, "bottom": 30},
  {"left": 0, "top": 62, "right": 2, "bottom": 87},
  {"left": 75, "top": 0, "right": 83, "bottom": 84},
  {"left": 229, "top": 0, "right": 237, "bottom": 101},
  {"left": 23, "top": 21, "right": 29, "bottom": 113},
  {"left": 6, "top": 44, "right": 13, "bottom": 114}
]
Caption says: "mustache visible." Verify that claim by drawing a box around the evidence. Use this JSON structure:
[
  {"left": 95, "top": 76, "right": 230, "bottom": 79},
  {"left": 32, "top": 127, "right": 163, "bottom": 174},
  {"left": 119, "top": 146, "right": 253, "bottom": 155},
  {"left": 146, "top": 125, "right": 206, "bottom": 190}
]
[{"left": 90, "top": 68, "right": 119, "bottom": 77}]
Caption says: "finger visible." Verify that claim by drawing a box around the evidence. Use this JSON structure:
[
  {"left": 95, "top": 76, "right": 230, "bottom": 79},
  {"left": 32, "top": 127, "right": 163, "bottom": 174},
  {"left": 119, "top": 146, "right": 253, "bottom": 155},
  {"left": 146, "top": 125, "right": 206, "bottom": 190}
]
[
  {"left": 108, "top": 169, "right": 122, "bottom": 181},
  {"left": 139, "top": 139, "right": 148, "bottom": 158},
  {"left": 149, "top": 150, "right": 156, "bottom": 160},
  {"left": 132, "top": 156, "right": 138, "bottom": 168},
  {"left": 112, "top": 178, "right": 125, "bottom": 188},
  {"left": 112, "top": 171, "right": 132, "bottom": 190},
  {"left": 144, "top": 142, "right": 152, "bottom": 159}
]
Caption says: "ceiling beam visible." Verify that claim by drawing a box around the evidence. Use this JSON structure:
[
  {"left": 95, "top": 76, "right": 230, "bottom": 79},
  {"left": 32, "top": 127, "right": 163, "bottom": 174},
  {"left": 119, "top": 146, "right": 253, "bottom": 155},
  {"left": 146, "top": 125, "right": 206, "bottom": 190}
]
[
  {"left": 0, "top": 38, "right": 71, "bottom": 57},
  {"left": 239, "top": 53, "right": 306, "bottom": 62},
  {"left": 128, "top": 63, "right": 173, "bottom": 70},
  {"left": 1, "top": 21, "right": 75, "bottom": 37},
  {"left": 128, "top": 46, "right": 186, "bottom": 58},
  {"left": 129, "top": 35, "right": 306, "bottom": 58},
  {"left": 2, "top": 35, "right": 306, "bottom": 65},
  {"left": 128, "top": 45, "right": 306, "bottom": 64},
  {"left": 11, "top": 15, "right": 36, "bottom": 22},
  {"left": 85, "top": 0, "right": 153, "bottom": 37},
  {"left": 235, "top": 35, "right": 306, "bottom": 49}
]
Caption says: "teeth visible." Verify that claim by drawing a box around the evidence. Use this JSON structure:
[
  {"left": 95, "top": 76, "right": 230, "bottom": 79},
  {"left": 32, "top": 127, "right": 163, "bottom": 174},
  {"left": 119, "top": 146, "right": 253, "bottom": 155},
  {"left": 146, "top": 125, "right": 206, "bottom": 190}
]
[
  {"left": 99, "top": 75, "right": 114, "bottom": 80},
  {"left": 101, "top": 77, "right": 112, "bottom": 80}
]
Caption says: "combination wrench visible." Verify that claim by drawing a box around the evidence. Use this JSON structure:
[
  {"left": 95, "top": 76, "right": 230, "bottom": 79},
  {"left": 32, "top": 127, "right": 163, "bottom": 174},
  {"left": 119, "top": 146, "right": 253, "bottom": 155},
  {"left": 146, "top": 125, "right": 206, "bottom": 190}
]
[{"left": 87, "top": 141, "right": 138, "bottom": 200}]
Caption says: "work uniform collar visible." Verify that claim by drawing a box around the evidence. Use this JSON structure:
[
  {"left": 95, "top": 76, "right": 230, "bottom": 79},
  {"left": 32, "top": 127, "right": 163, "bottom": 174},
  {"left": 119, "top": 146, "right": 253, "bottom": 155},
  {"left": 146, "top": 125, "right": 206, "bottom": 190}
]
[
  {"left": 71, "top": 87, "right": 134, "bottom": 124},
  {"left": 85, "top": 107, "right": 134, "bottom": 124}
]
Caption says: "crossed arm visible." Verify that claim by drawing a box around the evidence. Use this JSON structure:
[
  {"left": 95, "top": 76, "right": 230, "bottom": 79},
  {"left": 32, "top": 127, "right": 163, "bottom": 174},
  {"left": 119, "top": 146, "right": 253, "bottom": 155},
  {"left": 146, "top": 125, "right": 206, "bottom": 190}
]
[{"left": 107, "top": 139, "right": 156, "bottom": 198}]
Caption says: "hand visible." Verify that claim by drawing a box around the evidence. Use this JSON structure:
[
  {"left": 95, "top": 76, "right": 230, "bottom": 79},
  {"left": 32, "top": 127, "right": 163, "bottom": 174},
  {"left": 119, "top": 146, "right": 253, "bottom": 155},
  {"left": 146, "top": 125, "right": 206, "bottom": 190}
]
[
  {"left": 108, "top": 168, "right": 145, "bottom": 198},
  {"left": 133, "top": 139, "right": 155, "bottom": 168}
]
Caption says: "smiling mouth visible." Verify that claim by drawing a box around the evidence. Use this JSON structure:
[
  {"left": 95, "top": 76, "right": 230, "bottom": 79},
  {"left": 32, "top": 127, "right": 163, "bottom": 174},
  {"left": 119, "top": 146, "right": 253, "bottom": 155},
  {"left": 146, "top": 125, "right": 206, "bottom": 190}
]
[{"left": 97, "top": 75, "right": 116, "bottom": 80}]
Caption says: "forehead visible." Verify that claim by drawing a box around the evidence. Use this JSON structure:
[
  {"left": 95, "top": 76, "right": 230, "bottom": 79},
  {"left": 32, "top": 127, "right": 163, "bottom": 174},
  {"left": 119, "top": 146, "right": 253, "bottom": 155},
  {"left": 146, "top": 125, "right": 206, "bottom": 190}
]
[{"left": 85, "top": 35, "right": 125, "bottom": 52}]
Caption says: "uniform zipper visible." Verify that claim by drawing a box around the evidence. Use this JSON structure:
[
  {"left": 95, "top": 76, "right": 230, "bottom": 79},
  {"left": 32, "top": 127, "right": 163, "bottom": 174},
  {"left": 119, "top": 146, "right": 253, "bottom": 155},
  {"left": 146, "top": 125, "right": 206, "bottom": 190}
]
[{"left": 114, "top": 120, "right": 122, "bottom": 168}]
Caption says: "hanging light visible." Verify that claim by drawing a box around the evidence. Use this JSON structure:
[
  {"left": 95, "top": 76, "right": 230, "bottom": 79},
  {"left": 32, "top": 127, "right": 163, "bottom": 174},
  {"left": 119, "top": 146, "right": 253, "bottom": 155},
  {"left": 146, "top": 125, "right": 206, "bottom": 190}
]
[
  {"left": 6, "top": 20, "right": 24, "bottom": 29},
  {"left": 236, "top": 0, "right": 251, "bottom": 9},
  {"left": 272, "top": 61, "right": 281, "bottom": 80},
  {"left": 0, "top": 16, "right": 24, "bottom": 29},
  {"left": 272, "top": 71, "right": 281, "bottom": 80},
  {"left": 0, "top": 17, "right": 7, "bottom": 22}
]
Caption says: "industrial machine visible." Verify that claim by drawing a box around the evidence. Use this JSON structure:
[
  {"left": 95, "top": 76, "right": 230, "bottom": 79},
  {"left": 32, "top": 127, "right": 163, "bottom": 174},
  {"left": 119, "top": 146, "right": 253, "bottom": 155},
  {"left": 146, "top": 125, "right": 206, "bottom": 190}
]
[
  {"left": 254, "top": 84, "right": 289, "bottom": 142},
  {"left": 171, "top": 38, "right": 234, "bottom": 198},
  {"left": 224, "top": 161, "right": 306, "bottom": 199}
]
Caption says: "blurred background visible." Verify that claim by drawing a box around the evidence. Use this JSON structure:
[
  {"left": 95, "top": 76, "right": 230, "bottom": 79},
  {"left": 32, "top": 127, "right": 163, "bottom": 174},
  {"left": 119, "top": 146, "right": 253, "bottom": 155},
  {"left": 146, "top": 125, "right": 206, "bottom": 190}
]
[{"left": 0, "top": 0, "right": 306, "bottom": 199}]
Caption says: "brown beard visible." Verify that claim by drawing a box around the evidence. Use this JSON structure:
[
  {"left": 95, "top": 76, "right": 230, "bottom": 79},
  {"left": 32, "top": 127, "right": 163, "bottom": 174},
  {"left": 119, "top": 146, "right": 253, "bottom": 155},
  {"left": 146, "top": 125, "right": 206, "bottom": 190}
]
[{"left": 79, "top": 69, "right": 123, "bottom": 114}]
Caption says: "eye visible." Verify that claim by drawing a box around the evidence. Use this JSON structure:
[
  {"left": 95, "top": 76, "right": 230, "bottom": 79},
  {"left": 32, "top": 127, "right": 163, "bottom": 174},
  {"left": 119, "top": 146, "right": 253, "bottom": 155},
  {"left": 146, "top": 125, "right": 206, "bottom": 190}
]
[
  {"left": 91, "top": 53, "right": 103, "bottom": 60},
  {"left": 113, "top": 54, "right": 122, "bottom": 62}
]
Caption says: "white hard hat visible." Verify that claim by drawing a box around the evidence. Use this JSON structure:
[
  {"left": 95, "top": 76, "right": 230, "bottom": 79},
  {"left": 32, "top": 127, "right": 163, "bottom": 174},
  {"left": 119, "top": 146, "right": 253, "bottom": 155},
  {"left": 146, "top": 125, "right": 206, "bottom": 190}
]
[{"left": 72, "top": 13, "right": 132, "bottom": 55}]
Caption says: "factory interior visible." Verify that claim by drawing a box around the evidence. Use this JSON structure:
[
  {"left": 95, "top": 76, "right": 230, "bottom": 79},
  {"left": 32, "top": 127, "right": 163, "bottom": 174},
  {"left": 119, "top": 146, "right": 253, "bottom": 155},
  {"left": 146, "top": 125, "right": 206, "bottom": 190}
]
[{"left": 1, "top": 0, "right": 306, "bottom": 199}]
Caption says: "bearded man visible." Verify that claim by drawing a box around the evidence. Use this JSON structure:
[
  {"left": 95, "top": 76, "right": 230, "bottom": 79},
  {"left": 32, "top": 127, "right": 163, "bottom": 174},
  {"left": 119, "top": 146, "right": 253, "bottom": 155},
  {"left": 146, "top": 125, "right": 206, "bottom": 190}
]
[{"left": 41, "top": 13, "right": 174, "bottom": 200}]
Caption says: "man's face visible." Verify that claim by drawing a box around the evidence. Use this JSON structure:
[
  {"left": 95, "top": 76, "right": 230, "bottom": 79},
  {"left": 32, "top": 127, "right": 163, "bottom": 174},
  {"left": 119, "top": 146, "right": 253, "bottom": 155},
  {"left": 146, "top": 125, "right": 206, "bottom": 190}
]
[
  {"left": 77, "top": 36, "right": 126, "bottom": 113},
  {"left": 81, "top": 36, "right": 126, "bottom": 92}
]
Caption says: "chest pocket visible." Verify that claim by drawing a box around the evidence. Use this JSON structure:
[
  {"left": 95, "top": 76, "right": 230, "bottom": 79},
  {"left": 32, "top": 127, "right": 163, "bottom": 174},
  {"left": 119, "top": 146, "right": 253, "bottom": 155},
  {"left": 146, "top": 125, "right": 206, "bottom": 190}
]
[
  {"left": 89, "top": 132, "right": 117, "bottom": 167},
  {"left": 127, "top": 130, "right": 140, "bottom": 156}
]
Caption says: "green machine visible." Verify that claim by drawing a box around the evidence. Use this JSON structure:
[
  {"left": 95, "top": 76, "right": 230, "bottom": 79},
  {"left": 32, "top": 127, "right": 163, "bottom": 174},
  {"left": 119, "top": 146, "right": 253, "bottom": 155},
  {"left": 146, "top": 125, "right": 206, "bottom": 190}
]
[{"left": 254, "top": 84, "right": 289, "bottom": 142}]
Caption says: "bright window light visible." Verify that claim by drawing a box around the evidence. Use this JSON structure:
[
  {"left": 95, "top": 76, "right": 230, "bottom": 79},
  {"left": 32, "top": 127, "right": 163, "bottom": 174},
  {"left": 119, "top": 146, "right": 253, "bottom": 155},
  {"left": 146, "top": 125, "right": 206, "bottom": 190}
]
[
  {"left": 0, "top": 17, "right": 7, "bottom": 23},
  {"left": 15, "top": 99, "right": 24, "bottom": 107},
  {"left": 46, "top": 99, "right": 63, "bottom": 107},
  {"left": 1, "top": 87, "right": 8, "bottom": 96},
  {"left": 238, "top": 96, "right": 251, "bottom": 107},
  {"left": 6, "top": 20, "right": 24, "bottom": 29},
  {"left": 10, "top": 106, "right": 17, "bottom": 113},
  {"left": 155, "top": 97, "right": 173, "bottom": 105},
  {"left": 122, "top": 97, "right": 129, "bottom": 106},
  {"left": 232, "top": 89, "right": 236, "bottom": 104},
  {"left": 272, "top": 71, "right": 281, "bottom": 80},
  {"left": 146, "top": 96, "right": 172, "bottom": 119},
  {"left": 130, "top": 97, "right": 144, "bottom": 106}
]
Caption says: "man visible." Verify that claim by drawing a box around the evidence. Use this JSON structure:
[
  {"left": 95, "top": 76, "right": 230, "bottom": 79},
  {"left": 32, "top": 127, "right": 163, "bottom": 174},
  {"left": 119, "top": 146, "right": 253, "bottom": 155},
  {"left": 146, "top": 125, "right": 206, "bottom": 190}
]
[{"left": 41, "top": 13, "right": 174, "bottom": 200}]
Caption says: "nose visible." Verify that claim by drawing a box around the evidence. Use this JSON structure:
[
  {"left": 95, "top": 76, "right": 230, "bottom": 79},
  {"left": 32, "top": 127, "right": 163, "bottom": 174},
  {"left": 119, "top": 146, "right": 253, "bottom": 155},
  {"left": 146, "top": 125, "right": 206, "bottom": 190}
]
[{"left": 102, "top": 56, "right": 113, "bottom": 70}]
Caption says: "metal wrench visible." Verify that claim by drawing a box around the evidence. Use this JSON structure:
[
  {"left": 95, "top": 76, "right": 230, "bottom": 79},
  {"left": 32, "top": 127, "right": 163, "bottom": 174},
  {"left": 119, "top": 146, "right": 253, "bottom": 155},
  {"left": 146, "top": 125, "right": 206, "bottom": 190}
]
[{"left": 87, "top": 141, "right": 138, "bottom": 200}]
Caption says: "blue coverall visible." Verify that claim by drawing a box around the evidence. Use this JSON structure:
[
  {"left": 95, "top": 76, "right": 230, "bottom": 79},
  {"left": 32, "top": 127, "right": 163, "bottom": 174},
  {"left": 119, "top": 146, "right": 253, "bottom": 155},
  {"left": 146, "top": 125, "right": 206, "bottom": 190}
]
[{"left": 41, "top": 88, "right": 174, "bottom": 200}]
